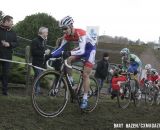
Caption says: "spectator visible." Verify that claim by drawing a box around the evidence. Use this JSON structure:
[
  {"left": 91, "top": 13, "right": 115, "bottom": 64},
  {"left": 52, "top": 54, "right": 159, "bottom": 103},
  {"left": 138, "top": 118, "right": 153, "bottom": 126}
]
[
  {"left": 95, "top": 52, "right": 109, "bottom": 91},
  {"left": 110, "top": 68, "right": 127, "bottom": 99},
  {"left": 30, "top": 27, "right": 50, "bottom": 94},
  {"left": 0, "top": 15, "right": 18, "bottom": 95}
]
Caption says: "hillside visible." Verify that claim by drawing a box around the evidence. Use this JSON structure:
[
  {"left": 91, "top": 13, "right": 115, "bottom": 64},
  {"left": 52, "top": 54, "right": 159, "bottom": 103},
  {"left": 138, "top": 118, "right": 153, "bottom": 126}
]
[
  {"left": 96, "top": 43, "right": 160, "bottom": 70},
  {"left": 0, "top": 92, "right": 159, "bottom": 130}
]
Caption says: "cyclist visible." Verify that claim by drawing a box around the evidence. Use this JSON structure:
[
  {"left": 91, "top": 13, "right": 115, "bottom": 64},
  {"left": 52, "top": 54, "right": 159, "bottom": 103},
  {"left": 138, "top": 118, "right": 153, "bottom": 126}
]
[
  {"left": 120, "top": 48, "right": 142, "bottom": 82},
  {"left": 48, "top": 16, "right": 96, "bottom": 109},
  {"left": 120, "top": 48, "right": 142, "bottom": 98},
  {"left": 144, "top": 66, "right": 160, "bottom": 99},
  {"left": 141, "top": 64, "right": 159, "bottom": 85},
  {"left": 140, "top": 64, "right": 152, "bottom": 87},
  {"left": 148, "top": 68, "right": 159, "bottom": 86}
]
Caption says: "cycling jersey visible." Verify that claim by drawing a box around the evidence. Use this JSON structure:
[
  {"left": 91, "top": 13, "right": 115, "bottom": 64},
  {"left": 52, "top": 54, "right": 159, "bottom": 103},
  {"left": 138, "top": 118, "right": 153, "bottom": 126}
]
[
  {"left": 140, "top": 68, "right": 160, "bottom": 86},
  {"left": 146, "top": 69, "right": 159, "bottom": 82},
  {"left": 51, "top": 28, "right": 96, "bottom": 68},
  {"left": 111, "top": 75, "right": 127, "bottom": 91},
  {"left": 122, "top": 53, "right": 142, "bottom": 82},
  {"left": 130, "top": 54, "right": 142, "bottom": 66}
]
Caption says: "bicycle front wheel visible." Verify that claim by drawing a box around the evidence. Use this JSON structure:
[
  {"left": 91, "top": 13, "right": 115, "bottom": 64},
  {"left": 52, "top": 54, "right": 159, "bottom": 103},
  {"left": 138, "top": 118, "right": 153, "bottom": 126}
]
[
  {"left": 145, "top": 85, "right": 155, "bottom": 106},
  {"left": 131, "top": 80, "right": 142, "bottom": 107},
  {"left": 117, "top": 82, "right": 131, "bottom": 109},
  {"left": 32, "top": 70, "right": 69, "bottom": 118}
]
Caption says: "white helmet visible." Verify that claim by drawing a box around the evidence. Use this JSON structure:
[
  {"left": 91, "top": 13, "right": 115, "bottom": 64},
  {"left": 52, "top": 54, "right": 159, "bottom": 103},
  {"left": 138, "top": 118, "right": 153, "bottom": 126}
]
[
  {"left": 120, "top": 48, "right": 130, "bottom": 55},
  {"left": 59, "top": 16, "right": 74, "bottom": 28},
  {"left": 151, "top": 68, "right": 158, "bottom": 75},
  {"left": 145, "top": 64, "right": 152, "bottom": 70}
]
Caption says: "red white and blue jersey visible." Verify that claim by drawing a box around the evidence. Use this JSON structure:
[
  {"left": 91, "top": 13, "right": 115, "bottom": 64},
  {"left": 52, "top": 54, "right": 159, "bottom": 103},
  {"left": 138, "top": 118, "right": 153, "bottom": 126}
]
[{"left": 51, "top": 28, "right": 96, "bottom": 65}]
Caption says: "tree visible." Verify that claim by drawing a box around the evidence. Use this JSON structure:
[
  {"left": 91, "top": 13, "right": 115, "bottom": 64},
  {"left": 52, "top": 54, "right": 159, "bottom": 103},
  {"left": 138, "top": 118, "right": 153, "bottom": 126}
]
[
  {"left": 14, "top": 13, "right": 62, "bottom": 46},
  {"left": 0, "top": 10, "right": 4, "bottom": 21}
]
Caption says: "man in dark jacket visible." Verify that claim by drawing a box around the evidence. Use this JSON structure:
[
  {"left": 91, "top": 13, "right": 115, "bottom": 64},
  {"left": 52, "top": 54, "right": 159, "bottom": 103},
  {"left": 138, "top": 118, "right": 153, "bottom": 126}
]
[
  {"left": 0, "top": 15, "right": 18, "bottom": 95},
  {"left": 31, "top": 27, "right": 50, "bottom": 94},
  {"left": 95, "top": 52, "right": 109, "bottom": 91}
]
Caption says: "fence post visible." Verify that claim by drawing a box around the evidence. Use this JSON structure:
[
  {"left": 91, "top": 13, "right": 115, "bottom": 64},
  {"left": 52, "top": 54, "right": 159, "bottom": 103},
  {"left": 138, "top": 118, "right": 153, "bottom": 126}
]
[{"left": 25, "top": 46, "right": 31, "bottom": 94}]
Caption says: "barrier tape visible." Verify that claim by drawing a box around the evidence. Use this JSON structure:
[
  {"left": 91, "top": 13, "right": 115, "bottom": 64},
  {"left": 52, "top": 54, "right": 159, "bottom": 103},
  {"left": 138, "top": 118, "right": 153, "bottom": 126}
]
[{"left": 0, "top": 58, "right": 46, "bottom": 71}]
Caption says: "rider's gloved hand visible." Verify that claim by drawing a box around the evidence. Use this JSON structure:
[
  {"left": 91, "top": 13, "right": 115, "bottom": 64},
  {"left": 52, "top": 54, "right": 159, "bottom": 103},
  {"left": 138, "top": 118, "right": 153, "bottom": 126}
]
[
  {"left": 44, "top": 54, "right": 52, "bottom": 64},
  {"left": 63, "top": 51, "right": 71, "bottom": 59}
]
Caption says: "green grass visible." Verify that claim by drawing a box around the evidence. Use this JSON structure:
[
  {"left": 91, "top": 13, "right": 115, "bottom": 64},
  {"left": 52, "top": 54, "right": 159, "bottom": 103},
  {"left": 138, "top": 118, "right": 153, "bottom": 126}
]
[
  {"left": 12, "top": 55, "right": 25, "bottom": 62},
  {"left": 0, "top": 92, "right": 159, "bottom": 130},
  {"left": 12, "top": 55, "right": 34, "bottom": 75}
]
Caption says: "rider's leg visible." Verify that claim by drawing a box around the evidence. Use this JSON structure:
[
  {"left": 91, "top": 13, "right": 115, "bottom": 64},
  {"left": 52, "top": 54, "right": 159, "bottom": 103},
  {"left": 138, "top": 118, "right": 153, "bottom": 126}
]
[
  {"left": 80, "top": 66, "right": 92, "bottom": 109},
  {"left": 82, "top": 66, "right": 92, "bottom": 98},
  {"left": 67, "top": 56, "right": 78, "bottom": 85}
]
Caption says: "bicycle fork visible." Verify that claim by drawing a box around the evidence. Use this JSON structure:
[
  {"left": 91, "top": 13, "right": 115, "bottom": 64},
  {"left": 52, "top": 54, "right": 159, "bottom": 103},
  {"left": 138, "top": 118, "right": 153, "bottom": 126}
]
[{"left": 49, "top": 74, "right": 63, "bottom": 96}]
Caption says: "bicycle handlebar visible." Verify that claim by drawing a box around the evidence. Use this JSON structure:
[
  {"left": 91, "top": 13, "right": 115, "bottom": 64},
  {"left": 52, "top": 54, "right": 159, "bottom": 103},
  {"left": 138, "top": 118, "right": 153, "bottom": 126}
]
[
  {"left": 121, "top": 72, "right": 134, "bottom": 75},
  {"left": 64, "top": 60, "right": 72, "bottom": 69},
  {"left": 46, "top": 57, "right": 73, "bottom": 70},
  {"left": 46, "top": 58, "right": 61, "bottom": 69}
]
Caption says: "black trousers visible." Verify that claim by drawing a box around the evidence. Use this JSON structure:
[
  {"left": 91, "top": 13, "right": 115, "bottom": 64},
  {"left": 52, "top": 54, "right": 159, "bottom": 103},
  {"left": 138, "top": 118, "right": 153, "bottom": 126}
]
[{"left": 0, "top": 61, "right": 10, "bottom": 94}]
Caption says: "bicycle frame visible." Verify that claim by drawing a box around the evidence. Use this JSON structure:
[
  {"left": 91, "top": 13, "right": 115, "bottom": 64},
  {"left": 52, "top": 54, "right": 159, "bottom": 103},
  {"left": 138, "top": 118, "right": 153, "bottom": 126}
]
[
  {"left": 48, "top": 57, "right": 85, "bottom": 100},
  {"left": 32, "top": 56, "right": 99, "bottom": 117},
  {"left": 117, "top": 72, "right": 141, "bottom": 109}
]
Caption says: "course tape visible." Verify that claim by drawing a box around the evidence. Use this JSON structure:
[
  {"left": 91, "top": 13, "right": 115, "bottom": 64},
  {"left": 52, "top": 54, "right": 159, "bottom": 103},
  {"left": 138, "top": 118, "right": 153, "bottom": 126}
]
[{"left": 0, "top": 58, "right": 46, "bottom": 71}]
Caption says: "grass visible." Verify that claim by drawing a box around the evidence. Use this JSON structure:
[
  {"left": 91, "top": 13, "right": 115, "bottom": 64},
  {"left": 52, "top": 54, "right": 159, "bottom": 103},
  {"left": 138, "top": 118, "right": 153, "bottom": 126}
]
[
  {"left": 12, "top": 55, "right": 34, "bottom": 75},
  {"left": 0, "top": 90, "right": 159, "bottom": 130},
  {"left": 1, "top": 47, "right": 159, "bottom": 129}
]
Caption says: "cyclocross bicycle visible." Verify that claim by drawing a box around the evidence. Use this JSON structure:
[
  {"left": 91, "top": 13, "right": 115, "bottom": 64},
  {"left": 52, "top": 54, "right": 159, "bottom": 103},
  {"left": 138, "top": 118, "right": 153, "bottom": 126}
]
[
  {"left": 32, "top": 56, "right": 99, "bottom": 117},
  {"left": 117, "top": 72, "right": 142, "bottom": 109},
  {"left": 143, "top": 81, "right": 160, "bottom": 105}
]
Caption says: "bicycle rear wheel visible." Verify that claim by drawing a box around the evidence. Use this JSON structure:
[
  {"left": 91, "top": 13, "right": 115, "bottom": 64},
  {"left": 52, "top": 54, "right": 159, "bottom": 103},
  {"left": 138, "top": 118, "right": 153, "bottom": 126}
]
[
  {"left": 77, "top": 76, "right": 99, "bottom": 112},
  {"left": 117, "top": 82, "right": 131, "bottom": 109},
  {"left": 32, "top": 70, "right": 69, "bottom": 117}
]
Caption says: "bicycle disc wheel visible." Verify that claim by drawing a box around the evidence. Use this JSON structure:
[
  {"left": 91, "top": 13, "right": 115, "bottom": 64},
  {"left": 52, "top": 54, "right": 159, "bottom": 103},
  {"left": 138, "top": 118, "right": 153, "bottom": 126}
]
[
  {"left": 32, "top": 70, "right": 69, "bottom": 117},
  {"left": 77, "top": 76, "right": 99, "bottom": 112},
  {"left": 117, "top": 82, "right": 131, "bottom": 109}
]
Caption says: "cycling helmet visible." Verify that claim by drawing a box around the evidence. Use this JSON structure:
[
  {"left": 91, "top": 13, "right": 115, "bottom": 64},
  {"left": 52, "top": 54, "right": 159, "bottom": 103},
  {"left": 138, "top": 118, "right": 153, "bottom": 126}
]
[
  {"left": 59, "top": 16, "right": 74, "bottom": 28},
  {"left": 120, "top": 48, "right": 130, "bottom": 55},
  {"left": 145, "top": 64, "right": 152, "bottom": 70},
  {"left": 151, "top": 68, "right": 157, "bottom": 75}
]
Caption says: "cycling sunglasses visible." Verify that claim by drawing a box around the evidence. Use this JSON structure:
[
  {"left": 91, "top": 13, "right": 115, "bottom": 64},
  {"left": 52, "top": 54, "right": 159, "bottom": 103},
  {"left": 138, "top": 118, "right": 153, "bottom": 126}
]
[{"left": 61, "top": 26, "right": 68, "bottom": 31}]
